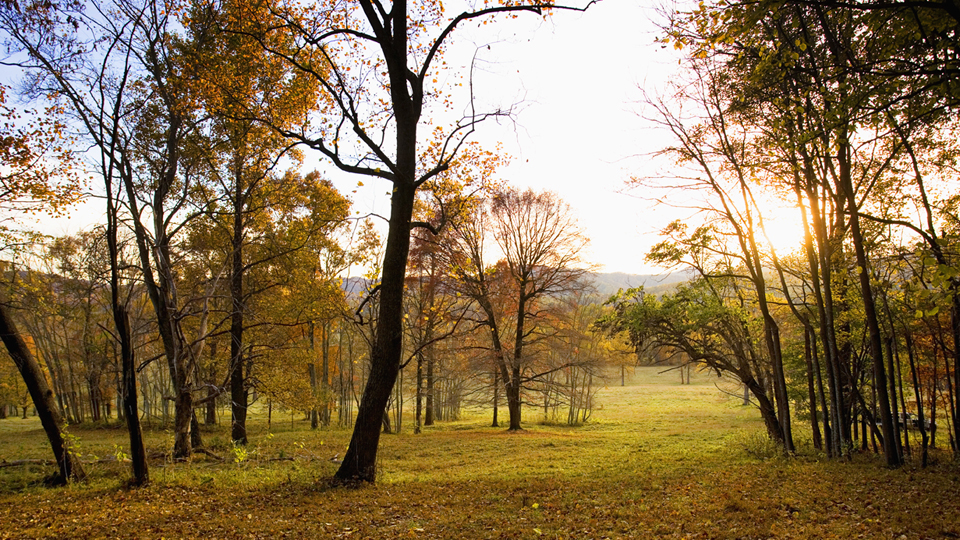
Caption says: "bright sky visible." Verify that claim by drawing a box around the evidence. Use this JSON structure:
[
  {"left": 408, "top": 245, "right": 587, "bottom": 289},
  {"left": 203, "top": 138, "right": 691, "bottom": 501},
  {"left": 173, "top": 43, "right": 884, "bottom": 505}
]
[
  {"left": 32, "top": 0, "right": 694, "bottom": 275},
  {"left": 461, "top": 0, "right": 682, "bottom": 274},
  {"left": 338, "top": 0, "right": 688, "bottom": 274}
]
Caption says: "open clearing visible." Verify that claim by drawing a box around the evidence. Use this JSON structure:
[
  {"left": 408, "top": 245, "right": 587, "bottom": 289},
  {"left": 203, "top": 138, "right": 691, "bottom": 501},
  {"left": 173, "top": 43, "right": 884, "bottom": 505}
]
[{"left": 1, "top": 367, "right": 958, "bottom": 539}]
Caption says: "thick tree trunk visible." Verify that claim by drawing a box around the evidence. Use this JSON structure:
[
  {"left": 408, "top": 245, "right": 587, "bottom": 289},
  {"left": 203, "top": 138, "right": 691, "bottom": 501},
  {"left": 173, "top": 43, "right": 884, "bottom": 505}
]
[
  {"left": 839, "top": 140, "right": 900, "bottom": 467},
  {"left": 506, "top": 288, "right": 529, "bottom": 431},
  {"left": 205, "top": 386, "right": 217, "bottom": 425},
  {"left": 506, "top": 366, "right": 522, "bottom": 431},
  {"left": 116, "top": 304, "right": 148, "bottom": 486},
  {"left": 173, "top": 389, "right": 193, "bottom": 460},
  {"left": 745, "top": 377, "right": 783, "bottom": 444},
  {"left": 335, "top": 180, "right": 414, "bottom": 482},
  {"left": 0, "top": 299, "right": 85, "bottom": 484}
]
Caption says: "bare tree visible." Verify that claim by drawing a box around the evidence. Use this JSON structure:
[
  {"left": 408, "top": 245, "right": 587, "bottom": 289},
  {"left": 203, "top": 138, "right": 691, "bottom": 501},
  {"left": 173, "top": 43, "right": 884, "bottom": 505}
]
[{"left": 446, "top": 188, "right": 590, "bottom": 430}]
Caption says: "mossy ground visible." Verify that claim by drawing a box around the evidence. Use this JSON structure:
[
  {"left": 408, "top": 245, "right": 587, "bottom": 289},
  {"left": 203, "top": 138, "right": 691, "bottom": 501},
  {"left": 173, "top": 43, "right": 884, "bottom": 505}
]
[{"left": 1, "top": 367, "right": 957, "bottom": 539}]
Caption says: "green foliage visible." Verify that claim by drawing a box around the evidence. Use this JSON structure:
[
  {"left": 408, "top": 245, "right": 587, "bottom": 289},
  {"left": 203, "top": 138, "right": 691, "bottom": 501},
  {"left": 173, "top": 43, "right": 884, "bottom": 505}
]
[
  {"left": 231, "top": 441, "right": 248, "bottom": 466},
  {"left": 733, "top": 429, "right": 784, "bottom": 461}
]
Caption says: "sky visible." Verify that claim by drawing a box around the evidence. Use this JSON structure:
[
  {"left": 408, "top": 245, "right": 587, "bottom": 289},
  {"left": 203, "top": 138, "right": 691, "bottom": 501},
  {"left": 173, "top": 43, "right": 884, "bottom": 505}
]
[
  {"left": 31, "top": 0, "right": 693, "bottom": 275},
  {"left": 492, "top": 1, "right": 687, "bottom": 274},
  {"left": 337, "top": 0, "right": 689, "bottom": 274}
]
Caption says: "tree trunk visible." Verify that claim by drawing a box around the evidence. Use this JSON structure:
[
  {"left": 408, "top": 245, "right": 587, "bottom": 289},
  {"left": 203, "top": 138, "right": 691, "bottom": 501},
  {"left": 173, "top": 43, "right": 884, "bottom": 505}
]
[
  {"left": 506, "top": 365, "right": 522, "bottom": 431},
  {"left": 839, "top": 138, "right": 900, "bottom": 467},
  {"left": 798, "top": 174, "right": 847, "bottom": 456},
  {"left": 0, "top": 298, "right": 85, "bottom": 484},
  {"left": 321, "top": 322, "right": 331, "bottom": 426},
  {"left": 230, "top": 187, "right": 248, "bottom": 445},
  {"left": 309, "top": 322, "right": 319, "bottom": 430},
  {"left": 886, "top": 337, "right": 903, "bottom": 460},
  {"left": 117, "top": 304, "right": 148, "bottom": 486},
  {"left": 335, "top": 179, "right": 415, "bottom": 482},
  {"left": 905, "top": 332, "right": 929, "bottom": 466},
  {"left": 173, "top": 388, "right": 194, "bottom": 460},
  {"left": 205, "top": 386, "right": 217, "bottom": 425},
  {"left": 507, "top": 286, "right": 529, "bottom": 431},
  {"left": 804, "top": 326, "right": 823, "bottom": 451},
  {"left": 491, "top": 369, "right": 499, "bottom": 427},
  {"left": 425, "top": 349, "right": 435, "bottom": 426},
  {"left": 745, "top": 377, "right": 784, "bottom": 444},
  {"left": 415, "top": 352, "right": 423, "bottom": 434},
  {"left": 951, "top": 292, "right": 960, "bottom": 459}
]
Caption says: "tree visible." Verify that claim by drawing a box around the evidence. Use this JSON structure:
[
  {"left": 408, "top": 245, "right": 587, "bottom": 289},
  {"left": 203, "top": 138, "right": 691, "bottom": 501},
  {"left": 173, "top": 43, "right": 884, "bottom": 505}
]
[
  {"left": 600, "top": 281, "right": 787, "bottom": 442},
  {"left": 404, "top": 220, "right": 474, "bottom": 433},
  {"left": 181, "top": 0, "right": 324, "bottom": 444},
  {"left": 0, "top": 0, "right": 218, "bottom": 460},
  {"left": 656, "top": 0, "right": 960, "bottom": 465},
  {"left": 446, "top": 188, "right": 590, "bottom": 430},
  {"left": 641, "top": 64, "right": 796, "bottom": 451},
  {"left": 0, "top": 31, "right": 83, "bottom": 483},
  {"left": 254, "top": 0, "right": 592, "bottom": 481}
]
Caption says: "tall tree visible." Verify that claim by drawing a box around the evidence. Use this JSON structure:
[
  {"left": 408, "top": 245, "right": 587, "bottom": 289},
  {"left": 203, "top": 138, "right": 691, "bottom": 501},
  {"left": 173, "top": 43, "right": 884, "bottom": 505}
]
[
  {"left": 257, "top": 0, "right": 592, "bottom": 480},
  {"left": 655, "top": 0, "right": 960, "bottom": 465},
  {"left": 0, "top": 0, "right": 218, "bottom": 459},
  {"left": 0, "top": 45, "right": 82, "bottom": 483},
  {"left": 182, "top": 0, "right": 322, "bottom": 444},
  {"left": 642, "top": 64, "right": 797, "bottom": 451},
  {"left": 446, "top": 188, "right": 589, "bottom": 430}
]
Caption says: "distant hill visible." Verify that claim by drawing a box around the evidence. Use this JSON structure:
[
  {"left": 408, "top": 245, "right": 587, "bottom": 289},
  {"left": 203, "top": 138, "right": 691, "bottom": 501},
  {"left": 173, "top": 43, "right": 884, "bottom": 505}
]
[
  {"left": 341, "top": 272, "right": 692, "bottom": 298},
  {"left": 341, "top": 276, "right": 371, "bottom": 296},
  {"left": 588, "top": 271, "right": 692, "bottom": 297}
]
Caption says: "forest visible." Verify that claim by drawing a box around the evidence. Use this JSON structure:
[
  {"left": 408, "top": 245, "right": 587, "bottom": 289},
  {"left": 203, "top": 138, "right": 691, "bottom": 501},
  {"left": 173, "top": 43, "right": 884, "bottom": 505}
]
[{"left": 0, "top": 0, "right": 959, "bottom": 536}]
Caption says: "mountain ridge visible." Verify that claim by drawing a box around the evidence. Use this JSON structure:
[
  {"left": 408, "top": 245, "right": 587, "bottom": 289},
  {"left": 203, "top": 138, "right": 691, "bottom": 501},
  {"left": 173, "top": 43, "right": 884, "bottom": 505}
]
[{"left": 342, "top": 271, "right": 691, "bottom": 297}]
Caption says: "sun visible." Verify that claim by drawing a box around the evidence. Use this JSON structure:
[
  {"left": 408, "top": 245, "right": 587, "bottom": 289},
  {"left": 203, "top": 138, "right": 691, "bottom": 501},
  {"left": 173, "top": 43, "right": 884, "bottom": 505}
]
[{"left": 755, "top": 201, "right": 807, "bottom": 257}]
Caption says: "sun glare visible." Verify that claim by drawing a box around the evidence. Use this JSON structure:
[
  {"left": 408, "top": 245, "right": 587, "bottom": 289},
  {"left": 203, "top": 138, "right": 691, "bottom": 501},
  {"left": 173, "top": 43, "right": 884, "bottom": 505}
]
[{"left": 755, "top": 197, "right": 807, "bottom": 257}]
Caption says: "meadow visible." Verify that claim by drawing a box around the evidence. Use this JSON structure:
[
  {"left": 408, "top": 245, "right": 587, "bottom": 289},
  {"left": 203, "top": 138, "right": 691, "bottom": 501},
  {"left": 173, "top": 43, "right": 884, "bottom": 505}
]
[{"left": 0, "top": 367, "right": 958, "bottom": 539}]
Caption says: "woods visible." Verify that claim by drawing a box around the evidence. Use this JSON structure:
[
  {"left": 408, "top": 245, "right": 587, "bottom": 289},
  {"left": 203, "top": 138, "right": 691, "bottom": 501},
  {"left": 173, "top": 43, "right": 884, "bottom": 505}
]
[
  {"left": 0, "top": 0, "right": 959, "bottom": 535},
  {"left": 598, "top": 0, "right": 960, "bottom": 466}
]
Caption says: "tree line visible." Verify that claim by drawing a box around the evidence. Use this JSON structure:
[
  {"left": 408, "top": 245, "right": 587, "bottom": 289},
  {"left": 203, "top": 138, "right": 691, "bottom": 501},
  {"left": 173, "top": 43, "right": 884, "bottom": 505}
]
[
  {"left": 0, "top": 0, "right": 617, "bottom": 487},
  {"left": 599, "top": 0, "right": 960, "bottom": 467},
  {"left": 0, "top": 0, "right": 604, "bottom": 485}
]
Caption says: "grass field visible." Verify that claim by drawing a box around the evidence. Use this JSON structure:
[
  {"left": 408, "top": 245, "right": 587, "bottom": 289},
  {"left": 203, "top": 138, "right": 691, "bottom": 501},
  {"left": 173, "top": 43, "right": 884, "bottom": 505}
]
[{"left": 1, "top": 367, "right": 958, "bottom": 539}]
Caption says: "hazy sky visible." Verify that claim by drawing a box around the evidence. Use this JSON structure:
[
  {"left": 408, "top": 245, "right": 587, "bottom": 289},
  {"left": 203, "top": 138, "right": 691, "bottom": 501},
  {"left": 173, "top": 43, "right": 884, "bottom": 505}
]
[
  {"left": 340, "top": 0, "right": 688, "bottom": 274},
  {"left": 33, "top": 0, "right": 688, "bottom": 275},
  {"left": 470, "top": 0, "right": 684, "bottom": 274}
]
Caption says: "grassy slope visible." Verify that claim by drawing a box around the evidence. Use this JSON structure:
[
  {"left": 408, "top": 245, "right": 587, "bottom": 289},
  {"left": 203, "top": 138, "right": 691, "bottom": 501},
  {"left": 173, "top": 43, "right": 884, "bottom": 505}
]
[{"left": 0, "top": 367, "right": 958, "bottom": 539}]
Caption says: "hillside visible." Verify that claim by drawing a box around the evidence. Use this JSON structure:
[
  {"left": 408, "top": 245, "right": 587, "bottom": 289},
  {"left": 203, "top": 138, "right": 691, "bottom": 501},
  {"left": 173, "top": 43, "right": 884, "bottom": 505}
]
[
  {"left": 343, "top": 272, "right": 692, "bottom": 299},
  {"left": 588, "top": 271, "right": 692, "bottom": 297}
]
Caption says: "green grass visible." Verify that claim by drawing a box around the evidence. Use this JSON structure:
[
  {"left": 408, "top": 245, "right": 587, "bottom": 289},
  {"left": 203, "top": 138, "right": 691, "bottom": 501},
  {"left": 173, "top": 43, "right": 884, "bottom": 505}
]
[{"left": 0, "top": 367, "right": 958, "bottom": 539}]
